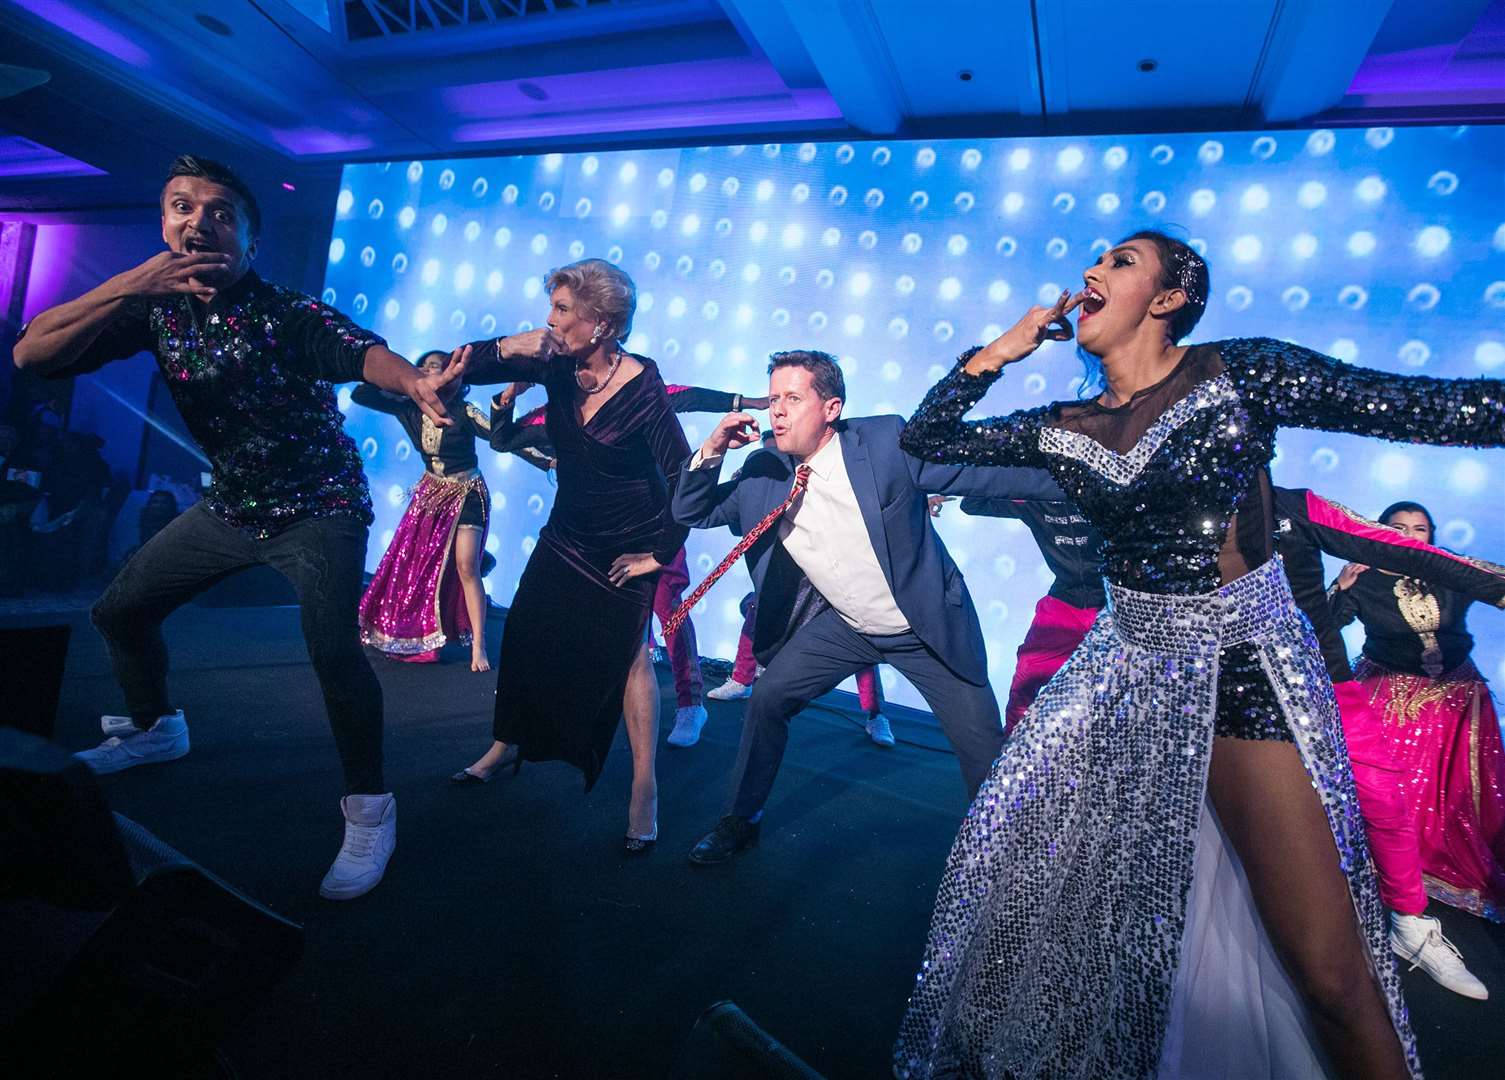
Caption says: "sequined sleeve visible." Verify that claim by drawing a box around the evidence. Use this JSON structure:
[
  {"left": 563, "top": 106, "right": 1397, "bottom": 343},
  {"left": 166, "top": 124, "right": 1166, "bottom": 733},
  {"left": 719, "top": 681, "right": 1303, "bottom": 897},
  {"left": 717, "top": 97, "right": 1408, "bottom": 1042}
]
[
  {"left": 277, "top": 291, "right": 386, "bottom": 383},
  {"left": 1227, "top": 337, "right": 1505, "bottom": 446},
  {"left": 898, "top": 349, "right": 1052, "bottom": 469}
]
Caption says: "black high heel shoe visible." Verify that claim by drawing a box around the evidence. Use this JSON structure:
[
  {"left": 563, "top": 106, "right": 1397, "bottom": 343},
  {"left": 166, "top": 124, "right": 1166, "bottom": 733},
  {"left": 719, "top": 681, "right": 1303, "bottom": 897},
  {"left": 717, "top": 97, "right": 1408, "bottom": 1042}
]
[
  {"left": 448, "top": 747, "right": 521, "bottom": 785},
  {"left": 623, "top": 824, "right": 658, "bottom": 855}
]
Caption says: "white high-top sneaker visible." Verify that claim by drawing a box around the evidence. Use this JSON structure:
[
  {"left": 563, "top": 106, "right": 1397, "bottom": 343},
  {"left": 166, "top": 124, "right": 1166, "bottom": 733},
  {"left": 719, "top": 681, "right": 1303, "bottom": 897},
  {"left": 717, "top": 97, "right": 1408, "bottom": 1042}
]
[
  {"left": 865, "top": 712, "right": 896, "bottom": 747},
  {"left": 706, "top": 677, "right": 753, "bottom": 701},
  {"left": 76, "top": 711, "right": 189, "bottom": 774},
  {"left": 667, "top": 705, "right": 709, "bottom": 747},
  {"left": 319, "top": 793, "right": 396, "bottom": 901},
  {"left": 1390, "top": 912, "right": 1489, "bottom": 1000}
]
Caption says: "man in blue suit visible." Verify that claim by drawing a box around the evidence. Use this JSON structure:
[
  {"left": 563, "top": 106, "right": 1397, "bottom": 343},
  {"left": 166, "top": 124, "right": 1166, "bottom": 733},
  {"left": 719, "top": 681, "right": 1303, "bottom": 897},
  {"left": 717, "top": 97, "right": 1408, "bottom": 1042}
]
[{"left": 674, "top": 350, "right": 1064, "bottom": 864}]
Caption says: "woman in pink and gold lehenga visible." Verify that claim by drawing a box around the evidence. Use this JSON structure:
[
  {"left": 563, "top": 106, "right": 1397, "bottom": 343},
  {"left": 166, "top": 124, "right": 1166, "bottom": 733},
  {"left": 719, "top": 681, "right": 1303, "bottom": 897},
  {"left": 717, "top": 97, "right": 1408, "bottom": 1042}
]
[
  {"left": 1331, "top": 499, "right": 1505, "bottom": 922},
  {"left": 353, "top": 351, "right": 516, "bottom": 671}
]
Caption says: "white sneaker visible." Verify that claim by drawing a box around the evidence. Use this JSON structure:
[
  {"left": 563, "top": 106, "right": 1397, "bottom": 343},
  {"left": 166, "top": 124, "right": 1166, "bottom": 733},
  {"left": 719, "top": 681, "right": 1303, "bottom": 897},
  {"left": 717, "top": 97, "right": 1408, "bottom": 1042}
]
[
  {"left": 865, "top": 713, "right": 896, "bottom": 747},
  {"left": 319, "top": 793, "right": 396, "bottom": 901},
  {"left": 100, "top": 714, "right": 138, "bottom": 736},
  {"left": 76, "top": 711, "right": 189, "bottom": 774},
  {"left": 706, "top": 677, "right": 753, "bottom": 702},
  {"left": 1390, "top": 912, "right": 1489, "bottom": 1000},
  {"left": 667, "top": 705, "right": 709, "bottom": 747}
]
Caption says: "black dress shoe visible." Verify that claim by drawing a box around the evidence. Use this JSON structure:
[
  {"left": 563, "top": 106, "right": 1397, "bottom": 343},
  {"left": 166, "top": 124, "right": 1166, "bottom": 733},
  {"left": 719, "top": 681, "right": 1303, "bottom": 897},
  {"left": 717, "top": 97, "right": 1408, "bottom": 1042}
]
[{"left": 688, "top": 815, "right": 759, "bottom": 865}]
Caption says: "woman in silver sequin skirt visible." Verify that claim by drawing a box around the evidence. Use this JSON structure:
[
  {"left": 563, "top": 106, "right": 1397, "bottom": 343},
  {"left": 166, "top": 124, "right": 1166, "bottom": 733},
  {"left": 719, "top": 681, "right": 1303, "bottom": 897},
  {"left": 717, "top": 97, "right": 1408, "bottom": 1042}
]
[{"left": 894, "top": 230, "right": 1505, "bottom": 1079}]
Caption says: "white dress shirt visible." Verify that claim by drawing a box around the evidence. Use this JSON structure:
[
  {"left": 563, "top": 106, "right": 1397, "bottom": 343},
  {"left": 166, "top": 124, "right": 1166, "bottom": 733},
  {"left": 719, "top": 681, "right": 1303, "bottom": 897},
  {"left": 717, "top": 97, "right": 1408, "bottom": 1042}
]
[
  {"left": 778, "top": 434, "right": 909, "bottom": 634},
  {"left": 695, "top": 433, "right": 910, "bottom": 635}
]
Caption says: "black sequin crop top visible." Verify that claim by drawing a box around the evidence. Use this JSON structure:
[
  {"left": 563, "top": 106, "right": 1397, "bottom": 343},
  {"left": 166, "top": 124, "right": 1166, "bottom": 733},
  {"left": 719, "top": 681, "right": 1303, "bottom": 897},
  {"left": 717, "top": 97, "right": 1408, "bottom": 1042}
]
[{"left": 900, "top": 338, "right": 1505, "bottom": 595}]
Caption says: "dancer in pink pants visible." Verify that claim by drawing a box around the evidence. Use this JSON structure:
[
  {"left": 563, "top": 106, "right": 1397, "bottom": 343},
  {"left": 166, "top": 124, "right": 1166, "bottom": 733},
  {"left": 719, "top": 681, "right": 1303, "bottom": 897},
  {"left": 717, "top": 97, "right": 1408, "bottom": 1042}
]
[
  {"left": 1327, "top": 500, "right": 1505, "bottom": 962},
  {"left": 965, "top": 485, "right": 1503, "bottom": 999},
  {"left": 955, "top": 495, "right": 1105, "bottom": 733},
  {"left": 708, "top": 591, "right": 895, "bottom": 746},
  {"left": 1284, "top": 488, "right": 1505, "bottom": 998}
]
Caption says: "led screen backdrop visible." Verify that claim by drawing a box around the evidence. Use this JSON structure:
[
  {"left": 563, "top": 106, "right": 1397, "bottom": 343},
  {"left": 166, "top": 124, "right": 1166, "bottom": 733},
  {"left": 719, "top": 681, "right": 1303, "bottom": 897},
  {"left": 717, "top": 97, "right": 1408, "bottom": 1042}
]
[{"left": 325, "top": 126, "right": 1505, "bottom": 711}]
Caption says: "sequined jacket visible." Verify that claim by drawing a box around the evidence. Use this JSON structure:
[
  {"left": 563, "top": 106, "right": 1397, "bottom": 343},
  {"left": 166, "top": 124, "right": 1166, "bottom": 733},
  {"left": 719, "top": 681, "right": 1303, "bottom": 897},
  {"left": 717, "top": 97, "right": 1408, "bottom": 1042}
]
[
  {"left": 36, "top": 270, "right": 381, "bottom": 537},
  {"left": 901, "top": 338, "right": 1505, "bottom": 596}
]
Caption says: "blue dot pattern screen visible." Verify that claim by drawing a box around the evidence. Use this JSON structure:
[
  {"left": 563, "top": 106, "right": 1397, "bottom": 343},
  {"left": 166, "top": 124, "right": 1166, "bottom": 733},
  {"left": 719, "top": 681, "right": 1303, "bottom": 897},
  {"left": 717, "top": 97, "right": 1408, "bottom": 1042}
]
[{"left": 324, "top": 126, "right": 1505, "bottom": 711}]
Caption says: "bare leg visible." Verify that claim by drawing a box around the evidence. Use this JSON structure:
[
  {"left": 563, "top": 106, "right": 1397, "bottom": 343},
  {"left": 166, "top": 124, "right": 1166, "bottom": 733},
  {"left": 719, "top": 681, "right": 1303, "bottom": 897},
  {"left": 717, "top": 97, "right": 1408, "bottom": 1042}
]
[
  {"left": 621, "top": 639, "right": 659, "bottom": 837},
  {"left": 1206, "top": 737, "right": 1409, "bottom": 1080},
  {"left": 453, "top": 526, "right": 490, "bottom": 672}
]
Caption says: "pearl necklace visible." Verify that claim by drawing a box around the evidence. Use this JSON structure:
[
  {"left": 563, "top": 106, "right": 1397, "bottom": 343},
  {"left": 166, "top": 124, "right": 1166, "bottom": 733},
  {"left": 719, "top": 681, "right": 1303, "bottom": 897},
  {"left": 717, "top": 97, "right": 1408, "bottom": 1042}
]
[{"left": 575, "top": 350, "right": 623, "bottom": 395}]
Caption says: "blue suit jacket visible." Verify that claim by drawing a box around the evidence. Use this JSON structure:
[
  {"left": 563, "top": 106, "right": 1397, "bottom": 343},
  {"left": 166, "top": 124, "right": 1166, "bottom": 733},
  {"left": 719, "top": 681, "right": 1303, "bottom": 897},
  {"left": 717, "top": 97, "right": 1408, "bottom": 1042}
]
[{"left": 672, "top": 414, "right": 1066, "bottom": 685}]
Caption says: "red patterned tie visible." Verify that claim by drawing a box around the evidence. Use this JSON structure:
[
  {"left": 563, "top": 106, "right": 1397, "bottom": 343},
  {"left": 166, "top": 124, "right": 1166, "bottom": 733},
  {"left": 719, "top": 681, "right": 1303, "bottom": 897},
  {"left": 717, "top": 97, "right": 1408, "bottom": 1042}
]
[{"left": 663, "top": 463, "right": 811, "bottom": 639}]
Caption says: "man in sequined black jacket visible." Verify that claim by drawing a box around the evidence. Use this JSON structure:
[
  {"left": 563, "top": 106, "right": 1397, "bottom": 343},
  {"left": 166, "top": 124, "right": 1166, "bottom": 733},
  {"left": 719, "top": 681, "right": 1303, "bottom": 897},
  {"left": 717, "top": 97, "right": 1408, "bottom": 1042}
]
[{"left": 11, "top": 155, "right": 463, "bottom": 902}]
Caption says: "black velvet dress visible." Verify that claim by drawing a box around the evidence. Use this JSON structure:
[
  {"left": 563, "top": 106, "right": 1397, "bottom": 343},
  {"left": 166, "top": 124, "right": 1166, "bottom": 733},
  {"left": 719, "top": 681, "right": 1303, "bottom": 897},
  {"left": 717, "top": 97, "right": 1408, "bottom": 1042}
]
[{"left": 466, "top": 341, "right": 690, "bottom": 788}]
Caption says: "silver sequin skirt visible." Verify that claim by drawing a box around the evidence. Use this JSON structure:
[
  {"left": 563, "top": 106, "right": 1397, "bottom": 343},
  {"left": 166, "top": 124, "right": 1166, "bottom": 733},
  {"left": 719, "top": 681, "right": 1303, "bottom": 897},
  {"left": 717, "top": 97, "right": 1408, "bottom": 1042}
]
[{"left": 893, "top": 556, "right": 1419, "bottom": 1079}]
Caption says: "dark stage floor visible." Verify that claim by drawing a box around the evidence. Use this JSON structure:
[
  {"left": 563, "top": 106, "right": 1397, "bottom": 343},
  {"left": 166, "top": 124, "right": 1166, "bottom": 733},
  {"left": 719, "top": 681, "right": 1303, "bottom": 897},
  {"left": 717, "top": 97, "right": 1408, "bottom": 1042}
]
[{"left": 11, "top": 603, "right": 1504, "bottom": 1078}]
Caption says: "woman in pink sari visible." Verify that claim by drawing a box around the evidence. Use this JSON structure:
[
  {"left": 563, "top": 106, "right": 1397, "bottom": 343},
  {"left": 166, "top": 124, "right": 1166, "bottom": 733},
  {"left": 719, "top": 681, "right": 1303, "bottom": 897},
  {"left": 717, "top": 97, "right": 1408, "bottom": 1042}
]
[
  {"left": 353, "top": 351, "right": 514, "bottom": 671},
  {"left": 1331, "top": 499, "right": 1505, "bottom": 922}
]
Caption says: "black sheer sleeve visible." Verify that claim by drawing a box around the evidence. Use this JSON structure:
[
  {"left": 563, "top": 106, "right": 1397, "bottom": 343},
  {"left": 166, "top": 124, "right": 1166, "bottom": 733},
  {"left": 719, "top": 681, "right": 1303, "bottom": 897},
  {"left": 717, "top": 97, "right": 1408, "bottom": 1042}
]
[{"left": 898, "top": 350, "right": 1053, "bottom": 469}]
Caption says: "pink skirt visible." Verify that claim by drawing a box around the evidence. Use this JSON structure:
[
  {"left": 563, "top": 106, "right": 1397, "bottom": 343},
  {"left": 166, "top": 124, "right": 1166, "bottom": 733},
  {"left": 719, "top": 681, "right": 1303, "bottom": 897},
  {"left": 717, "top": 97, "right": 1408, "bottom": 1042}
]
[
  {"left": 1354, "top": 656, "right": 1505, "bottom": 921},
  {"left": 359, "top": 470, "right": 488, "bottom": 656}
]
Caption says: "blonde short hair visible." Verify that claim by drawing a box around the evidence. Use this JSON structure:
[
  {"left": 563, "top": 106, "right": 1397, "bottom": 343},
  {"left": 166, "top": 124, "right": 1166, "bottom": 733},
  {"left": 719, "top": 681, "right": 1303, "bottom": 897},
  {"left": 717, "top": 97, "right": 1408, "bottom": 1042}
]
[{"left": 545, "top": 258, "right": 636, "bottom": 343}]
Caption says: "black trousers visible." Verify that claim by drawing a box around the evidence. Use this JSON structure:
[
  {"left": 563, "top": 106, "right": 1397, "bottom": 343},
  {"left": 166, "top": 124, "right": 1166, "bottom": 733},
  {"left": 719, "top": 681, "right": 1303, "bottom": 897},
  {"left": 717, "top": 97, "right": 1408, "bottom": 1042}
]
[
  {"left": 90, "top": 502, "right": 385, "bottom": 794},
  {"left": 727, "top": 606, "right": 1004, "bottom": 819}
]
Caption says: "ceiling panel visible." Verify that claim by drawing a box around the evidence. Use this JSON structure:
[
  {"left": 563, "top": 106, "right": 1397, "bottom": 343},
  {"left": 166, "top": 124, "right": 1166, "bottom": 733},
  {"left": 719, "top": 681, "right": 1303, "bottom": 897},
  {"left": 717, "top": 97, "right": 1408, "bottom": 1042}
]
[
  {"left": 1, "top": 0, "right": 1501, "bottom": 216},
  {"left": 870, "top": 0, "right": 1040, "bottom": 117},
  {"left": 1035, "top": 0, "right": 1278, "bottom": 113}
]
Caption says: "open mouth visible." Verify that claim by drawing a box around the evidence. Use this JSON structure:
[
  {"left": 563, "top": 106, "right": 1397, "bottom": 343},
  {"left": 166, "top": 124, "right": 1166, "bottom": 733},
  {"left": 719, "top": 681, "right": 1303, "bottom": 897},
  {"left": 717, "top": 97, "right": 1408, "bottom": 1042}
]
[
  {"left": 183, "top": 236, "right": 217, "bottom": 254},
  {"left": 1079, "top": 287, "right": 1106, "bottom": 319}
]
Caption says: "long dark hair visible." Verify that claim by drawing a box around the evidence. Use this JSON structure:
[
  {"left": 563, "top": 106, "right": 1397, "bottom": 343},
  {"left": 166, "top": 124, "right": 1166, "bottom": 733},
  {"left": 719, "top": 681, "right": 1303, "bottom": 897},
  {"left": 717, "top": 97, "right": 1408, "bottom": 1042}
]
[
  {"left": 1380, "top": 500, "right": 1436, "bottom": 532},
  {"left": 415, "top": 349, "right": 468, "bottom": 394},
  {"left": 1076, "top": 229, "right": 1211, "bottom": 397}
]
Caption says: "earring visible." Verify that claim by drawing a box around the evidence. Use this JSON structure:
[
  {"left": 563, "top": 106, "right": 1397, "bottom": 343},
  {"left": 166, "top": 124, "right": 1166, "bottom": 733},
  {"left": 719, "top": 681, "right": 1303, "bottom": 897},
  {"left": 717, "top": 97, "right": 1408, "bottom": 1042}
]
[{"left": 589, "top": 330, "right": 600, "bottom": 345}]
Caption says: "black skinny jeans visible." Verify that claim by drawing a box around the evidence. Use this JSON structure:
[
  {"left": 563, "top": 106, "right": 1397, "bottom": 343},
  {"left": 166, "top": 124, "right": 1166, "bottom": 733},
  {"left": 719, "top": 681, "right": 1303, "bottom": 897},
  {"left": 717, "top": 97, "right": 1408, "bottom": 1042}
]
[{"left": 90, "top": 501, "right": 385, "bottom": 794}]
